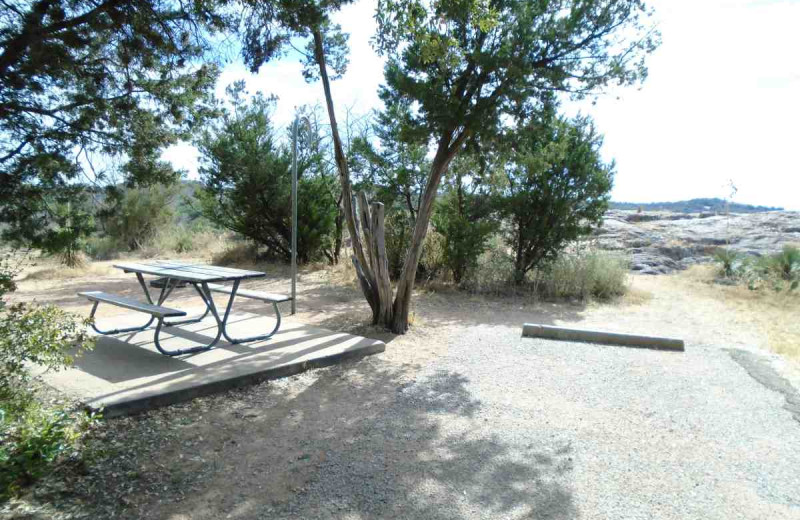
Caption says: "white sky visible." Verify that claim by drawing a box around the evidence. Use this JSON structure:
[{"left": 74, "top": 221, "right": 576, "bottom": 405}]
[{"left": 163, "top": 0, "right": 800, "bottom": 210}]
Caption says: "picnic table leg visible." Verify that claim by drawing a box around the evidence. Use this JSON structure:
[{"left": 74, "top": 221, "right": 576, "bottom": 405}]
[
  {"left": 88, "top": 300, "right": 156, "bottom": 335},
  {"left": 161, "top": 281, "right": 211, "bottom": 327},
  {"left": 151, "top": 281, "right": 223, "bottom": 356},
  {"left": 218, "top": 280, "right": 282, "bottom": 345}
]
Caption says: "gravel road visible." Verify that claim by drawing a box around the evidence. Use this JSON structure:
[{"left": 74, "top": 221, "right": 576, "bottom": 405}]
[{"left": 233, "top": 324, "right": 799, "bottom": 520}]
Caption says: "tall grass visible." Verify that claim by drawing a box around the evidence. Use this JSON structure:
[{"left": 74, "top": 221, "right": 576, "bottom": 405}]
[
  {"left": 462, "top": 238, "right": 628, "bottom": 301},
  {"left": 532, "top": 250, "right": 629, "bottom": 301}
]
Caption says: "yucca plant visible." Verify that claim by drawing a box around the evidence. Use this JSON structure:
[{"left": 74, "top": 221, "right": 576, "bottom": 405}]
[
  {"left": 714, "top": 248, "right": 741, "bottom": 278},
  {"left": 771, "top": 245, "right": 800, "bottom": 281}
]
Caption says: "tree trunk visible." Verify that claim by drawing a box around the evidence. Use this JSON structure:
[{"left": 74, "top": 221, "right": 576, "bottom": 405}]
[
  {"left": 312, "top": 29, "right": 468, "bottom": 334},
  {"left": 312, "top": 29, "right": 393, "bottom": 324},
  {"left": 333, "top": 194, "right": 343, "bottom": 264},
  {"left": 391, "top": 137, "right": 464, "bottom": 333}
]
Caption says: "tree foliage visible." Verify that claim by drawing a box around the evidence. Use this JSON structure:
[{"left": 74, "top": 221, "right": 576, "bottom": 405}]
[
  {"left": 502, "top": 109, "right": 614, "bottom": 281},
  {"left": 371, "top": 0, "right": 658, "bottom": 331},
  {"left": 0, "top": 0, "right": 222, "bottom": 257},
  {"left": 352, "top": 101, "right": 430, "bottom": 221},
  {"left": 99, "top": 184, "right": 178, "bottom": 251},
  {"left": 197, "top": 83, "right": 338, "bottom": 263},
  {"left": 432, "top": 154, "right": 498, "bottom": 284}
]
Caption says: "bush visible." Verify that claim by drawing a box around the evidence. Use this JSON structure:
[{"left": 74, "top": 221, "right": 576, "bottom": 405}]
[
  {"left": 432, "top": 172, "right": 498, "bottom": 284},
  {"left": 212, "top": 241, "right": 261, "bottom": 266},
  {"left": 84, "top": 235, "right": 119, "bottom": 260},
  {"left": 714, "top": 247, "right": 741, "bottom": 278},
  {"left": 713, "top": 245, "right": 800, "bottom": 292},
  {"left": 197, "top": 83, "right": 338, "bottom": 264},
  {"left": 0, "top": 256, "right": 96, "bottom": 499},
  {"left": 100, "top": 184, "right": 177, "bottom": 251},
  {"left": 533, "top": 250, "right": 628, "bottom": 301},
  {"left": 461, "top": 235, "right": 517, "bottom": 293},
  {"left": 501, "top": 113, "right": 613, "bottom": 282},
  {"left": 769, "top": 245, "right": 800, "bottom": 281},
  {"left": 383, "top": 210, "right": 447, "bottom": 281}
]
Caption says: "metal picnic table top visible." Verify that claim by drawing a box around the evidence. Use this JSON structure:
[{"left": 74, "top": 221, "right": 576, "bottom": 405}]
[{"left": 113, "top": 261, "right": 266, "bottom": 283}]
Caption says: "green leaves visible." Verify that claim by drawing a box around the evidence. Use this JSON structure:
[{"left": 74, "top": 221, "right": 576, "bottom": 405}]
[
  {"left": 197, "top": 86, "right": 338, "bottom": 263},
  {"left": 0, "top": 1, "right": 221, "bottom": 256},
  {"left": 501, "top": 110, "right": 614, "bottom": 278},
  {"left": 0, "top": 260, "right": 95, "bottom": 500},
  {"left": 376, "top": 0, "right": 659, "bottom": 152}
]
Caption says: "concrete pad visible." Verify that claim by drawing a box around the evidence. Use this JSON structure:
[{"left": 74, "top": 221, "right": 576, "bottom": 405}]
[{"left": 39, "top": 308, "right": 385, "bottom": 417}]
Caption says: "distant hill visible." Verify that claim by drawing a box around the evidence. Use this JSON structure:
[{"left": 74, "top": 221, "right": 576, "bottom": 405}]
[{"left": 610, "top": 198, "right": 783, "bottom": 214}]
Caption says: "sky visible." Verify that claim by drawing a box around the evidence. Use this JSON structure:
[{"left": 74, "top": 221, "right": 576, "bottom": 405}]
[{"left": 162, "top": 0, "right": 800, "bottom": 210}]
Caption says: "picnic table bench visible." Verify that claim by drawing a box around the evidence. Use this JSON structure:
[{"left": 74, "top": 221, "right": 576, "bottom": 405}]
[{"left": 78, "top": 261, "right": 291, "bottom": 356}]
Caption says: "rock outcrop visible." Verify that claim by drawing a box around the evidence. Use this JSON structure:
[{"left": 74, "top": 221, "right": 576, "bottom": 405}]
[{"left": 593, "top": 210, "right": 800, "bottom": 275}]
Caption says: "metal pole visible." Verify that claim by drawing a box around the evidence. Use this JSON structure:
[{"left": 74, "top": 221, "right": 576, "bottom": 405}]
[{"left": 291, "top": 116, "right": 298, "bottom": 315}]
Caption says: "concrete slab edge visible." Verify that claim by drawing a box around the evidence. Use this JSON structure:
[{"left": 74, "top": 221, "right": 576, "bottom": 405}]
[
  {"left": 522, "top": 323, "right": 685, "bottom": 352},
  {"left": 89, "top": 341, "right": 386, "bottom": 418},
  {"left": 726, "top": 348, "right": 800, "bottom": 424}
]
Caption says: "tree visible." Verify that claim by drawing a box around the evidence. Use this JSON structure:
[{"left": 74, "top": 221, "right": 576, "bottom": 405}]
[
  {"left": 0, "top": 0, "right": 221, "bottom": 258},
  {"left": 432, "top": 154, "right": 498, "bottom": 284},
  {"left": 502, "top": 110, "right": 614, "bottom": 282},
  {"left": 197, "top": 83, "right": 338, "bottom": 263},
  {"left": 366, "top": 0, "right": 659, "bottom": 332},
  {"left": 239, "top": 0, "right": 657, "bottom": 332},
  {"left": 237, "top": 0, "right": 398, "bottom": 327}
]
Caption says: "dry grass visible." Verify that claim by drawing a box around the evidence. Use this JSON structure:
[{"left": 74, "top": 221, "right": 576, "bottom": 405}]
[
  {"left": 21, "top": 260, "right": 114, "bottom": 282},
  {"left": 617, "top": 286, "right": 654, "bottom": 306},
  {"left": 678, "top": 265, "right": 800, "bottom": 359}
]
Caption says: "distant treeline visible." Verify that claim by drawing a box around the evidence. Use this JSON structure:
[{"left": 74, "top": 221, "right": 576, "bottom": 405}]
[{"left": 610, "top": 198, "right": 783, "bottom": 214}]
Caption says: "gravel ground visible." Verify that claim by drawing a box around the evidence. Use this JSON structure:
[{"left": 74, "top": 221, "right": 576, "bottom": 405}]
[
  {"left": 212, "top": 325, "right": 800, "bottom": 520},
  {"left": 3, "top": 266, "right": 800, "bottom": 519}
]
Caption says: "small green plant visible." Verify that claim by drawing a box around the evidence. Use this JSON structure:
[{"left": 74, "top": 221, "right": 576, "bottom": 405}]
[
  {"left": 770, "top": 245, "right": 800, "bottom": 281},
  {"left": 716, "top": 245, "right": 800, "bottom": 293},
  {"left": 0, "top": 256, "right": 96, "bottom": 499},
  {"left": 714, "top": 248, "right": 741, "bottom": 278}
]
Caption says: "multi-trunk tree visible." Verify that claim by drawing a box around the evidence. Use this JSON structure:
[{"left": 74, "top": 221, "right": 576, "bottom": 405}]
[
  {"left": 238, "top": 0, "right": 658, "bottom": 333},
  {"left": 370, "top": 0, "right": 659, "bottom": 332}
]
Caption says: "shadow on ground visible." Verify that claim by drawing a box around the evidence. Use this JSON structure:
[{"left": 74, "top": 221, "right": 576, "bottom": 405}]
[{"left": 38, "top": 358, "right": 576, "bottom": 520}]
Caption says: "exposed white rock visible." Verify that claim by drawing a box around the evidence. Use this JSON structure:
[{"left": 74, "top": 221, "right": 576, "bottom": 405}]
[{"left": 593, "top": 210, "right": 800, "bottom": 275}]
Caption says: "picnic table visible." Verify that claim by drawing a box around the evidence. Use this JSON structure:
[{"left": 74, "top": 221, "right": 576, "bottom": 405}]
[{"left": 78, "top": 261, "right": 291, "bottom": 356}]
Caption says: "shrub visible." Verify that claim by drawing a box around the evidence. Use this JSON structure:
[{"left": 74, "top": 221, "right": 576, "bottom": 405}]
[
  {"left": 384, "top": 210, "right": 446, "bottom": 281},
  {"left": 714, "top": 247, "right": 741, "bottom": 278},
  {"left": 714, "top": 245, "right": 800, "bottom": 292},
  {"left": 384, "top": 211, "right": 412, "bottom": 279},
  {"left": 769, "top": 245, "right": 800, "bottom": 281},
  {"left": 501, "top": 113, "right": 614, "bottom": 282},
  {"left": 212, "top": 241, "right": 261, "bottom": 266},
  {"left": 461, "top": 235, "right": 517, "bottom": 293},
  {"left": 100, "top": 184, "right": 177, "bottom": 251},
  {"left": 1, "top": 188, "right": 95, "bottom": 268},
  {"left": 84, "top": 235, "right": 119, "bottom": 261},
  {"left": 432, "top": 171, "right": 498, "bottom": 284},
  {"left": 533, "top": 250, "right": 628, "bottom": 301},
  {"left": 0, "top": 257, "right": 96, "bottom": 499},
  {"left": 197, "top": 83, "right": 338, "bottom": 264}
]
